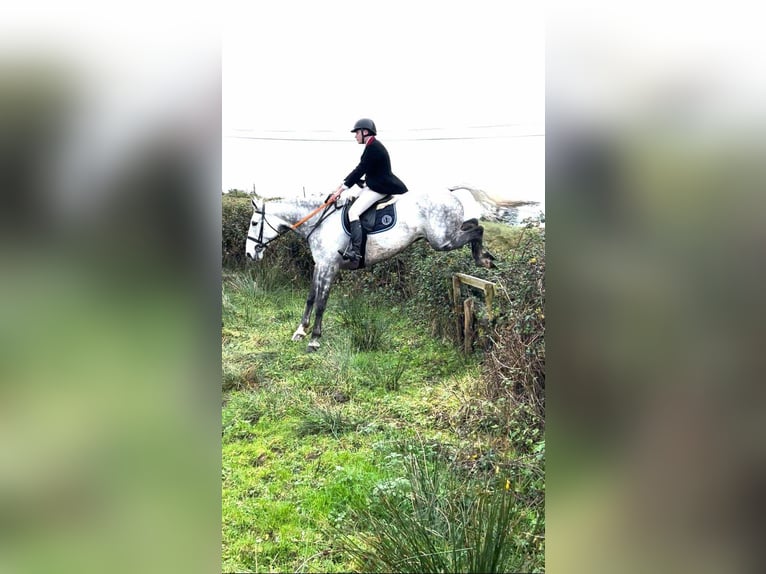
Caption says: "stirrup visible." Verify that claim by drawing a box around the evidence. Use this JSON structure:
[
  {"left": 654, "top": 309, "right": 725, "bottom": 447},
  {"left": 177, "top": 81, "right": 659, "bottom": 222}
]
[{"left": 338, "top": 247, "right": 360, "bottom": 261}]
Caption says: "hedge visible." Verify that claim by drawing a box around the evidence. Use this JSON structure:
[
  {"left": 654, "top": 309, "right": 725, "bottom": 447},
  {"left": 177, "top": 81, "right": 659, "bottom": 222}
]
[{"left": 222, "top": 195, "right": 252, "bottom": 266}]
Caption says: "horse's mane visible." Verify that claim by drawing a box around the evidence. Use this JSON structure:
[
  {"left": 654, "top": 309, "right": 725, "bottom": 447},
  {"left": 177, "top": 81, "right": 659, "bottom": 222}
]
[
  {"left": 252, "top": 194, "right": 330, "bottom": 222},
  {"left": 253, "top": 194, "right": 327, "bottom": 210}
]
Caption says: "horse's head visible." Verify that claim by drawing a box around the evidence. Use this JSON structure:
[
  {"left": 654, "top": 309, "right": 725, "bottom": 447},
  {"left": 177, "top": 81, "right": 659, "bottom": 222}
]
[{"left": 245, "top": 197, "right": 288, "bottom": 261}]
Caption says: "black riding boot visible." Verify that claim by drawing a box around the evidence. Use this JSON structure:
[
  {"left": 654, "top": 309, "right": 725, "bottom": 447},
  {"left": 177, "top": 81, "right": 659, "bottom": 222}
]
[{"left": 339, "top": 220, "right": 363, "bottom": 266}]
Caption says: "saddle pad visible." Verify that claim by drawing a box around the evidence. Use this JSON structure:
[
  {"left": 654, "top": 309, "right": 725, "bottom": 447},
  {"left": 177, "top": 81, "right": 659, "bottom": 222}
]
[{"left": 341, "top": 202, "right": 398, "bottom": 235}]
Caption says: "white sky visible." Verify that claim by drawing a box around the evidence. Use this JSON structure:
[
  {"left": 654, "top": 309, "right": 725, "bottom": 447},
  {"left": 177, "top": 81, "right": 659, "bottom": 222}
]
[{"left": 223, "top": 0, "right": 545, "bottom": 205}]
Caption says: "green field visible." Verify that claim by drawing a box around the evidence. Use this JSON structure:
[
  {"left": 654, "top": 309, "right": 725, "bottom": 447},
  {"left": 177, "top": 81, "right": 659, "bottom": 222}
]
[{"left": 222, "top": 218, "right": 545, "bottom": 573}]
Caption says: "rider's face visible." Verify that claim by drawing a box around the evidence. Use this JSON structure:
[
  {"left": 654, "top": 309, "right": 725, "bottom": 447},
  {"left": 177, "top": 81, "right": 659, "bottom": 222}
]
[{"left": 354, "top": 129, "right": 365, "bottom": 144}]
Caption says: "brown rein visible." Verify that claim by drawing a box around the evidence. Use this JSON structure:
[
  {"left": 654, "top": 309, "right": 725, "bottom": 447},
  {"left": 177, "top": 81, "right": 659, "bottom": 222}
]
[{"left": 289, "top": 191, "right": 341, "bottom": 231}]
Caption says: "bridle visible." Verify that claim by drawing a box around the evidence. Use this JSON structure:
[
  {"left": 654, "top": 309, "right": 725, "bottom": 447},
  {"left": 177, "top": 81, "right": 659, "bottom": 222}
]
[{"left": 247, "top": 201, "right": 287, "bottom": 251}]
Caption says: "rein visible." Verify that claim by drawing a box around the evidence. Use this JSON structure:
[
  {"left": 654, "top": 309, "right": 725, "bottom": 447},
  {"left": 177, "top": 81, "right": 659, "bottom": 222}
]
[{"left": 289, "top": 193, "right": 339, "bottom": 230}]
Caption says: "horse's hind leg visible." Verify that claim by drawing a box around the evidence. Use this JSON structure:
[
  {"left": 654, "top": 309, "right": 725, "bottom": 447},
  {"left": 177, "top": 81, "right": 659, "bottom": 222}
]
[
  {"left": 460, "top": 220, "right": 495, "bottom": 265},
  {"left": 433, "top": 224, "right": 495, "bottom": 268},
  {"left": 468, "top": 226, "right": 496, "bottom": 268}
]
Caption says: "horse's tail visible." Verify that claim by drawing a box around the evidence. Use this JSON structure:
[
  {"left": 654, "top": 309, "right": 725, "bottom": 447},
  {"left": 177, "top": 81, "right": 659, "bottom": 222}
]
[{"left": 448, "top": 185, "right": 538, "bottom": 222}]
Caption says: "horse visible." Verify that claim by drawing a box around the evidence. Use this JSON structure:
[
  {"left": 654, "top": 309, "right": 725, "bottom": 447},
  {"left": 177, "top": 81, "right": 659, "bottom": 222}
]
[{"left": 245, "top": 186, "right": 513, "bottom": 351}]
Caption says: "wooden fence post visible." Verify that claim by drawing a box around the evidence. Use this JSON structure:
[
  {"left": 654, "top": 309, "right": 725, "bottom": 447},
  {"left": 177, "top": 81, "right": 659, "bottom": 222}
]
[
  {"left": 452, "top": 273, "right": 498, "bottom": 354},
  {"left": 463, "top": 298, "right": 474, "bottom": 355},
  {"left": 452, "top": 275, "right": 463, "bottom": 342}
]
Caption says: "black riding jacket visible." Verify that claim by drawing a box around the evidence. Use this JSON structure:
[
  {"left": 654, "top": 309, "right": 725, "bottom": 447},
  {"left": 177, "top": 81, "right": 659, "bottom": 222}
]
[{"left": 343, "top": 137, "right": 408, "bottom": 195}]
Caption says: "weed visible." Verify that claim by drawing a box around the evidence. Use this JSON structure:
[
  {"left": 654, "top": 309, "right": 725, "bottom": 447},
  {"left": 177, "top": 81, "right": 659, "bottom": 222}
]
[
  {"left": 337, "top": 297, "right": 388, "bottom": 351},
  {"left": 297, "top": 402, "right": 360, "bottom": 439},
  {"left": 364, "top": 358, "right": 406, "bottom": 392}
]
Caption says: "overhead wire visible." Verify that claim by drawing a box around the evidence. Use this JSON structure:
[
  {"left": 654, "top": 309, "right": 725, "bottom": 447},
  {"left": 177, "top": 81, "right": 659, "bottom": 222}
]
[{"left": 226, "top": 123, "right": 543, "bottom": 142}]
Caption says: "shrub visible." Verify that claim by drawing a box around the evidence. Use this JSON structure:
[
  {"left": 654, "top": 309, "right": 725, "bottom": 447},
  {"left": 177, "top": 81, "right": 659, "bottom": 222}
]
[
  {"left": 337, "top": 297, "right": 388, "bottom": 352},
  {"left": 363, "top": 358, "right": 406, "bottom": 392},
  {"left": 225, "top": 189, "right": 252, "bottom": 198},
  {"left": 480, "top": 220, "right": 545, "bottom": 424},
  {"left": 222, "top": 195, "right": 252, "bottom": 266}
]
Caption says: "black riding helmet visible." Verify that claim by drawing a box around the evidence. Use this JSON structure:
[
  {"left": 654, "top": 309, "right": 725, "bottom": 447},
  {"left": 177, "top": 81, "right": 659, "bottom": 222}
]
[{"left": 351, "top": 118, "right": 377, "bottom": 135}]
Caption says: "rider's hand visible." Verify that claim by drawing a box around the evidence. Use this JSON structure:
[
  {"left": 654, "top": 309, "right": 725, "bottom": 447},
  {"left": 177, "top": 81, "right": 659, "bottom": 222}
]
[{"left": 329, "top": 184, "right": 347, "bottom": 203}]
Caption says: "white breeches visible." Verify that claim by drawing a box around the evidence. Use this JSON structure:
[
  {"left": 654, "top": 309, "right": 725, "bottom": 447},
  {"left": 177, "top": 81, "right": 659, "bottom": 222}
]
[{"left": 348, "top": 188, "right": 388, "bottom": 221}]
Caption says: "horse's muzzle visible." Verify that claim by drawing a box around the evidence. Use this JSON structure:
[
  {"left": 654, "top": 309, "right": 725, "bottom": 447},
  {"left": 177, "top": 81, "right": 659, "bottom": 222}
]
[{"left": 245, "top": 247, "right": 265, "bottom": 261}]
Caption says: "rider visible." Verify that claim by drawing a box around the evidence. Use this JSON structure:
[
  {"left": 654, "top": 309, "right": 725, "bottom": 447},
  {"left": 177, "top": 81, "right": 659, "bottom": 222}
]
[{"left": 335, "top": 118, "right": 408, "bottom": 266}]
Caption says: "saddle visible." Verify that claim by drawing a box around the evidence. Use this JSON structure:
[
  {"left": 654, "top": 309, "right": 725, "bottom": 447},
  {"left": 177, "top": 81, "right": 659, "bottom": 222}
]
[
  {"left": 339, "top": 195, "right": 399, "bottom": 269},
  {"left": 340, "top": 195, "right": 398, "bottom": 236}
]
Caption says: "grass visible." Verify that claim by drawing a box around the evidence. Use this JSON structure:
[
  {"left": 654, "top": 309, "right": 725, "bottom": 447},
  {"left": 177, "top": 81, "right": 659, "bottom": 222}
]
[
  {"left": 330, "top": 443, "right": 534, "bottom": 573},
  {"left": 336, "top": 296, "right": 389, "bottom": 351},
  {"left": 222, "top": 267, "right": 544, "bottom": 573}
]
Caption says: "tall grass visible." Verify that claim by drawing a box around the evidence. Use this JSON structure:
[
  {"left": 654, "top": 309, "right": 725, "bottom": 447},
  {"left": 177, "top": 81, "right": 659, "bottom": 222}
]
[
  {"left": 331, "top": 443, "right": 535, "bottom": 573},
  {"left": 296, "top": 402, "right": 360, "bottom": 439},
  {"left": 337, "top": 296, "right": 388, "bottom": 352},
  {"left": 364, "top": 358, "right": 406, "bottom": 392}
]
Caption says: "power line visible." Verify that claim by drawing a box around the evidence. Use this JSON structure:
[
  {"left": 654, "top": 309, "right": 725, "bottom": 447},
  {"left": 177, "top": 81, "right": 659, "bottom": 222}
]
[
  {"left": 226, "top": 133, "right": 544, "bottom": 142},
  {"left": 232, "top": 123, "right": 538, "bottom": 133}
]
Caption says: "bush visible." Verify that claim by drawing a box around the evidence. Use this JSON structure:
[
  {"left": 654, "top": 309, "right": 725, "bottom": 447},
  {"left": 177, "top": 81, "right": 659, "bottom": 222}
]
[
  {"left": 480, "top": 220, "right": 545, "bottom": 424},
  {"left": 222, "top": 195, "right": 252, "bottom": 266},
  {"left": 225, "top": 189, "right": 252, "bottom": 198},
  {"left": 337, "top": 297, "right": 389, "bottom": 352}
]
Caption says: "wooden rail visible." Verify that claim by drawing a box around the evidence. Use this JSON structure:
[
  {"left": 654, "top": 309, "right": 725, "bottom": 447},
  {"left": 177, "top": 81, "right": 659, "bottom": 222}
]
[{"left": 452, "top": 273, "right": 498, "bottom": 354}]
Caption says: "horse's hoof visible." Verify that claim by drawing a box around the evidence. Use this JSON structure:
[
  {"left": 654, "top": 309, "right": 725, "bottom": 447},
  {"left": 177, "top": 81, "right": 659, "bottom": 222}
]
[
  {"left": 307, "top": 340, "right": 320, "bottom": 352},
  {"left": 292, "top": 325, "right": 308, "bottom": 341}
]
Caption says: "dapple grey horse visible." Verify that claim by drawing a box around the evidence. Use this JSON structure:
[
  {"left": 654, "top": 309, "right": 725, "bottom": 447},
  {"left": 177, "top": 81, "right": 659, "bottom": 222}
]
[{"left": 245, "top": 187, "right": 503, "bottom": 351}]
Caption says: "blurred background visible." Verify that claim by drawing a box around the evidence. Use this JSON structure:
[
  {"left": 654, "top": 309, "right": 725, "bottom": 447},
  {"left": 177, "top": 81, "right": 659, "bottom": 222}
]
[
  {"left": 0, "top": 2, "right": 221, "bottom": 573},
  {"left": 547, "top": 1, "right": 765, "bottom": 573}
]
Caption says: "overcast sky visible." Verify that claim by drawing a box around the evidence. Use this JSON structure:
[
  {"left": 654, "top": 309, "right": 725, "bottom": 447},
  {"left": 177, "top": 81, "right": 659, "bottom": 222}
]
[{"left": 223, "top": 0, "right": 545, "bottom": 205}]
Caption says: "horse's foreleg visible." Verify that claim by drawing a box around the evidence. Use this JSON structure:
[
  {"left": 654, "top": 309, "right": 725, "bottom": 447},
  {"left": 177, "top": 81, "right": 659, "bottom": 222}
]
[
  {"left": 292, "top": 281, "right": 317, "bottom": 341},
  {"left": 306, "top": 266, "right": 337, "bottom": 352}
]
